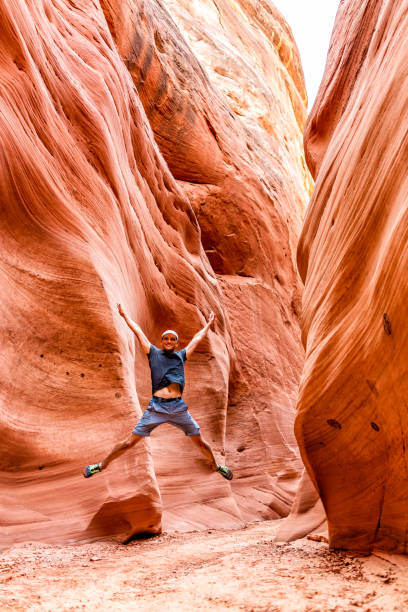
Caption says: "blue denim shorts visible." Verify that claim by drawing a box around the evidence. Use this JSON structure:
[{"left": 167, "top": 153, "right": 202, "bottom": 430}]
[{"left": 133, "top": 397, "right": 200, "bottom": 437}]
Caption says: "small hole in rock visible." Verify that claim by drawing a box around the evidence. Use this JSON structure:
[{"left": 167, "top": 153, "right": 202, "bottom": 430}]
[
  {"left": 383, "top": 313, "right": 392, "bottom": 335},
  {"left": 327, "top": 419, "right": 342, "bottom": 430},
  {"left": 371, "top": 422, "right": 380, "bottom": 432}
]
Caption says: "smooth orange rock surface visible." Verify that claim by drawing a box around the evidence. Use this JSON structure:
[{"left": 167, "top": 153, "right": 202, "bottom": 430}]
[
  {"left": 103, "top": 0, "right": 311, "bottom": 531},
  {"left": 0, "top": 0, "right": 310, "bottom": 545},
  {"left": 298, "top": 0, "right": 408, "bottom": 552}
]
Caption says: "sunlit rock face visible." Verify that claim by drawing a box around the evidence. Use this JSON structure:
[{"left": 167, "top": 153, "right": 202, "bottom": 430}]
[
  {"left": 298, "top": 0, "right": 408, "bottom": 552},
  {"left": 0, "top": 0, "right": 310, "bottom": 545},
  {"left": 102, "top": 0, "right": 311, "bottom": 530}
]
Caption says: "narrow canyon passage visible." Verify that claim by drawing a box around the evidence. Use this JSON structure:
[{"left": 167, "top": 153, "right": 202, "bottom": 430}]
[{"left": 0, "top": 0, "right": 310, "bottom": 546}]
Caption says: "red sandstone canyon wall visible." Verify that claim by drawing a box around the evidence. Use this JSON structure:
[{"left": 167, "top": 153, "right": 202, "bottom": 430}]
[
  {"left": 0, "top": 0, "right": 310, "bottom": 545},
  {"left": 298, "top": 0, "right": 408, "bottom": 553},
  {"left": 102, "top": 0, "right": 311, "bottom": 531}
]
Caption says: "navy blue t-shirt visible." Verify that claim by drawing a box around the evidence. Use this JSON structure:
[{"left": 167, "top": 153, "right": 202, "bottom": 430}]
[{"left": 148, "top": 345, "right": 187, "bottom": 395}]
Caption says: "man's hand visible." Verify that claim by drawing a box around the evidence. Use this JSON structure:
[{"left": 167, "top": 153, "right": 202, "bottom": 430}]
[
  {"left": 185, "top": 311, "right": 216, "bottom": 359},
  {"left": 117, "top": 303, "right": 125, "bottom": 318}
]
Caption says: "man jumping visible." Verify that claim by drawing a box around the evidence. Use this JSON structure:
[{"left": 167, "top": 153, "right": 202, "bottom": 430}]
[{"left": 84, "top": 304, "right": 233, "bottom": 480}]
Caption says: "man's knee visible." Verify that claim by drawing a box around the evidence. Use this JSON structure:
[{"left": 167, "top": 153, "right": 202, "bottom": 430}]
[
  {"left": 129, "top": 433, "right": 143, "bottom": 446},
  {"left": 191, "top": 434, "right": 207, "bottom": 447}
]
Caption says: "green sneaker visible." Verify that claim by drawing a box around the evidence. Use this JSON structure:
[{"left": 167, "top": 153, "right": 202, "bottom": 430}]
[
  {"left": 216, "top": 465, "right": 233, "bottom": 480},
  {"left": 84, "top": 463, "right": 102, "bottom": 478}
]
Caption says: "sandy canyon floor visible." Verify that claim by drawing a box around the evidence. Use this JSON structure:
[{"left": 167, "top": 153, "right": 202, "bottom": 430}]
[{"left": 1, "top": 520, "right": 408, "bottom": 611}]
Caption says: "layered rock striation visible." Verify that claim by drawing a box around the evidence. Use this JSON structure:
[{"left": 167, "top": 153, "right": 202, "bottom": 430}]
[
  {"left": 0, "top": 0, "right": 310, "bottom": 545},
  {"left": 102, "top": 0, "right": 311, "bottom": 530},
  {"left": 298, "top": 0, "right": 408, "bottom": 552}
]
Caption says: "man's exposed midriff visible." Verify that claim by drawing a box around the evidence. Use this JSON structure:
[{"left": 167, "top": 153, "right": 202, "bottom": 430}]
[{"left": 153, "top": 382, "right": 182, "bottom": 399}]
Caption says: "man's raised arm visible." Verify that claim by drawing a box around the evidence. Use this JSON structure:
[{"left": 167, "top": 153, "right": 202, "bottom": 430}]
[
  {"left": 185, "top": 312, "right": 215, "bottom": 359},
  {"left": 117, "top": 303, "right": 151, "bottom": 354}
]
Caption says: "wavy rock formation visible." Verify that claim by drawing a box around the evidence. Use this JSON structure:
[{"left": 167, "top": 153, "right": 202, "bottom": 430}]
[
  {"left": 0, "top": 0, "right": 218, "bottom": 545},
  {"left": 102, "top": 0, "right": 311, "bottom": 530},
  {"left": 0, "top": 0, "right": 310, "bottom": 545},
  {"left": 298, "top": 0, "right": 408, "bottom": 552}
]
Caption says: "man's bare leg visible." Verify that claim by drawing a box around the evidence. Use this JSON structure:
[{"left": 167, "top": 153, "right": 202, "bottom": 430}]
[
  {"left": 84, "top": 433, "right": 143, "bottom": 477},
  {"left": 189, "top": 434, "right": 218, "bottom": 471},
  {"left": 100, "top": 433, "right": 143, "bottom": 470}
]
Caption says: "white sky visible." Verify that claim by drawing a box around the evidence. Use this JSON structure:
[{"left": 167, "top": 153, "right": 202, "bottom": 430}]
[{"left": 272, "top": 1, "right": 339, "bottom": 108}]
